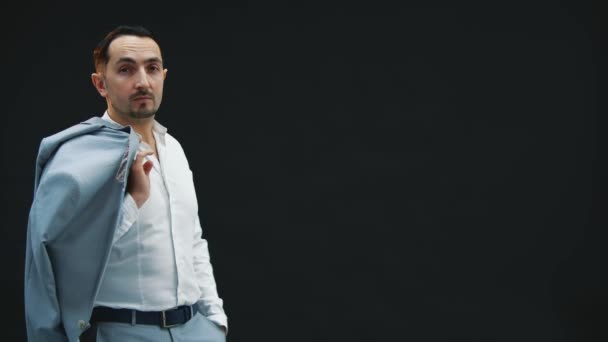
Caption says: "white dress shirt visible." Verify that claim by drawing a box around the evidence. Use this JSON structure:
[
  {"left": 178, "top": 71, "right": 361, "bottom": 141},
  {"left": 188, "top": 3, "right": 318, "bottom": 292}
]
[{"left": 94, "top": 112, "right": 227, "bottom": 329}]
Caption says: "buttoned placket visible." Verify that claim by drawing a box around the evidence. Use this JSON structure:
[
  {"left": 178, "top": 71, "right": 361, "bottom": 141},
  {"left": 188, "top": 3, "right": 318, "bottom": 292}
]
[{"left": 153, "top": 131, "right": 186, "bottom": 306}]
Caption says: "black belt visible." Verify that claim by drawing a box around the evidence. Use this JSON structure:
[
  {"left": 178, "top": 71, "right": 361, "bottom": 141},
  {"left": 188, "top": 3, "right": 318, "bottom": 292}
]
[{"left": 90, "top": 303, "right": 199, "bottom": 328}]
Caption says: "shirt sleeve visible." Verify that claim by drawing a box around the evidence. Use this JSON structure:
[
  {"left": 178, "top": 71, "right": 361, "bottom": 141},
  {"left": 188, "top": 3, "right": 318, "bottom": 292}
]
[
  {"left": 112, "top": 193, "right": 139, "bottom": 244},
  {"left": 193, "top": 215, "right": 229, "bottom": 332}
]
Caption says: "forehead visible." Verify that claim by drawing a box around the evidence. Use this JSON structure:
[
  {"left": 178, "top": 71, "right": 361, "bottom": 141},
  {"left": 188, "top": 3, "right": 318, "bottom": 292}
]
[{"left": 107, "top": 35, "right": 162, "bottom": 63}]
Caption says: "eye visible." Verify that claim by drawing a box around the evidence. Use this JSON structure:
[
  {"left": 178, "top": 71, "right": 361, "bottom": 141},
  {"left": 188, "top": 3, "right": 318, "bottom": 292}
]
[
  {"left": 148, "top": 65, "right": 160, "bottom": 72},
  {"left": 118, "top": 66, "right": 131, "bottom": 74}
]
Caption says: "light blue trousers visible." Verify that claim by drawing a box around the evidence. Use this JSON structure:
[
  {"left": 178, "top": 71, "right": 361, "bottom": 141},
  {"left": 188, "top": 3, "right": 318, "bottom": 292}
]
[{"left": 79, "top": 313, "right": 226, "bottom": 342}]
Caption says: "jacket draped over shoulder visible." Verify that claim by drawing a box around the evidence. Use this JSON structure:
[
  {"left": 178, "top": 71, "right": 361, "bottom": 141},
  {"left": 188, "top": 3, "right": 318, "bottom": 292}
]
[{"left": 25, "top": 117, "right": 140, "bottom": 342}]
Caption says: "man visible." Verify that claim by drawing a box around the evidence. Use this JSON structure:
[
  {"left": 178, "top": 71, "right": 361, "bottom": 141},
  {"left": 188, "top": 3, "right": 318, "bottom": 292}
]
[{"left": 24, "top": 25, "right": 227, "bottom": 342}]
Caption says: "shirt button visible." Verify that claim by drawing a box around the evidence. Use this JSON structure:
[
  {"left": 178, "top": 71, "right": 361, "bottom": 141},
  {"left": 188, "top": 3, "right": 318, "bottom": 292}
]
[{"left": 78, "top": 320, "right": 89, "bottom": 330}]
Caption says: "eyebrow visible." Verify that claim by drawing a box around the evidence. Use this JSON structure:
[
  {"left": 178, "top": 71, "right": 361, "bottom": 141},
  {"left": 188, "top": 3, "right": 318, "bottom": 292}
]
[{"left": 115, "top": 57, "right": 163, "bottom": 65}]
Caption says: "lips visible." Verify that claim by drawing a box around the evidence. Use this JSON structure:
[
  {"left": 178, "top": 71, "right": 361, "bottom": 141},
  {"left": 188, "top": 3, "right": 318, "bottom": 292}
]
[{"left": 133, "top": 96, "right": 152, "bottom": 101}]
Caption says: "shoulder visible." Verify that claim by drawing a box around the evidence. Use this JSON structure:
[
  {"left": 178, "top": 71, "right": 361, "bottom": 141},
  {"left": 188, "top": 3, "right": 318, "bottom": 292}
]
[
  {"left": 164, "top": 132, "right": 190, "bottom": 157},
  {"left": 38, "top": 116, "right": 123, "bottom": 152},
  {"left": 165, "top": 132, "right": 182, "bottom": 147},
  {"left": 37, "top": 119, "right": 131, "bottom": 181},
  {"left": 163, "top": 132, "right": 195, "bottom": 169},
  {"left": 39, "top": 120, "right": 94, "bottom": 147}
]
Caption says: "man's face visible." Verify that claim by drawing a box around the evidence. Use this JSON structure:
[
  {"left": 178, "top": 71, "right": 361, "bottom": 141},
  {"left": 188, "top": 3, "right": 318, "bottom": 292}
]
[{"left": 93, "top": 35, "right": 167, "bottom": 120}]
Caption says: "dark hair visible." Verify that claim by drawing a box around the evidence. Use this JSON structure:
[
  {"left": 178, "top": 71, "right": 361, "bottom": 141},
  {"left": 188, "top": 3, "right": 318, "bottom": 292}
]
[{"left": 93, "top": 25, "right": 160, "bottom": 71}]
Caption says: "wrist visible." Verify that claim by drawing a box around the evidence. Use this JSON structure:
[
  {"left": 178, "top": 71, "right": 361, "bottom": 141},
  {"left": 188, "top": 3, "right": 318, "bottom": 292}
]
[{"left": 129, "top": 192, "right": 148, "bottom": 208}]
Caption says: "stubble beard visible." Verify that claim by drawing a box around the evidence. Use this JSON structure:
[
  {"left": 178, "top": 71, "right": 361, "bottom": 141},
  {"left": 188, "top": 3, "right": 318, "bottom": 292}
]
[
  {"left": 128, "top": 96, "right": 158, "bottom": 119},
  {"left": 109, "top": 101, "right": 158, "bottom": 121},
  {"left": 128, "top": 108, "right": 157, "bottom": 119}
]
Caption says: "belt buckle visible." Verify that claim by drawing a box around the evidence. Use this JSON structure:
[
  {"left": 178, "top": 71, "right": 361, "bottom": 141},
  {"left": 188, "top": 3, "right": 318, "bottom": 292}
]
[{"left": 161, "top": 310, "right": 180, "bottom": 328}]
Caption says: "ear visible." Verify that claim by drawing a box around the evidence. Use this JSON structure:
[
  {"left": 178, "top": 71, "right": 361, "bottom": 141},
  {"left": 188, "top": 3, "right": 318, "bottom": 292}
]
[
  {"left": 91, "top": 72, "right": 107, "bottom": 98},
  {"left": 163, "top": 68, "right": 168, "bottom": 80}
]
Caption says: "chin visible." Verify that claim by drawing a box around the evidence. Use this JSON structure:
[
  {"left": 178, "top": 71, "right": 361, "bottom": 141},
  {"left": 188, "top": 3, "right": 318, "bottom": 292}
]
[{"left": 129, "top": 111, "right": 156, "bottom": 119}]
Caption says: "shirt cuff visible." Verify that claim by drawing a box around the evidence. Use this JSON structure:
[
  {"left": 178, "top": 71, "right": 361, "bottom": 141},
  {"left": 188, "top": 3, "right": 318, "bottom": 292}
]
[
  {"left": 122, "top": 193, "right": 139, "bottom": 224},
  {"left": 205, "top": 314, "right": 228, "bottom": 334},
  {"left": 112, "top": 193, "right": 140, "bottom": 244}
]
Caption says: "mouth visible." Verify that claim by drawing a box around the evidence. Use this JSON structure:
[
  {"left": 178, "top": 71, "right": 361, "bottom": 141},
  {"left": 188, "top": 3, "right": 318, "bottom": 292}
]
[{"left": 132, "top": 96, "right": 152, "bottom": 101}]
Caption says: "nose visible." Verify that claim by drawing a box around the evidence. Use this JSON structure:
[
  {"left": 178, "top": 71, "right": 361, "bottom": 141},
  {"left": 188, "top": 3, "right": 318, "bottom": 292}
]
[{"left": 135, "top": 68, "right": 151, "bottom": 89}]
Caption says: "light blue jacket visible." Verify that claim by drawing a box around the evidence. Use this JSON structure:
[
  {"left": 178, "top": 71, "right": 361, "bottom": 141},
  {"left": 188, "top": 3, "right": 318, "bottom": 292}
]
[{"left": 25, "top": 117, "right": 140, "bottom": 341}]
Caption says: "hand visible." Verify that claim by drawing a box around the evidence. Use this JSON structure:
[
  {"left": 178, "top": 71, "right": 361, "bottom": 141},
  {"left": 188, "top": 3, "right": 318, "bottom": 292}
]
[{"left": 127, "top": 150, "right": 154, "bottom": 208}]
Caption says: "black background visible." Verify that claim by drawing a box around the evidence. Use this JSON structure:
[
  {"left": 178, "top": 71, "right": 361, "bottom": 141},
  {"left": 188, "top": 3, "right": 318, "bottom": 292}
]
[{"left": 3, "top": 1, "right": 605, "bottom": 341}]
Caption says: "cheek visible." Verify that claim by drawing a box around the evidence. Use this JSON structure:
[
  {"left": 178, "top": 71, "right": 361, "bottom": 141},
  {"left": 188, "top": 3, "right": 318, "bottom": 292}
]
[
  {"left": 111, "top": 85, "right": 132, "bottom": 100},
  {"left": 155, "top": 82, "right": 164, "bottom": 95}
]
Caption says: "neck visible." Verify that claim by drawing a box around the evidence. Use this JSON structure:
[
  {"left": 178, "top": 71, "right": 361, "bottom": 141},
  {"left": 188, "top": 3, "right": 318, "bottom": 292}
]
[{"left": 107, "top": 108, "right": 156, "bottom": 145}]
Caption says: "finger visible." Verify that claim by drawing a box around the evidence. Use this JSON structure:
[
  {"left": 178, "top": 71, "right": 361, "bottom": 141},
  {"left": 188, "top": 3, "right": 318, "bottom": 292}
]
[
  {"left": 140, "top": 150, "right": 154, "bottom": 165},
  {"left": 133, "top": 150, "right": 154, "bottom": 162},
  {"left": 143, "top": 160, "right": 153, "bottom": 175}
]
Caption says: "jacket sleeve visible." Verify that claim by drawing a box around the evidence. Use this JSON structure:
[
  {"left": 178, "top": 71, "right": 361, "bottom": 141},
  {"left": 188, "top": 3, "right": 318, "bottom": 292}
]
[{"left": 24, "top": 165, "right": 80, "bottom": 342}]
